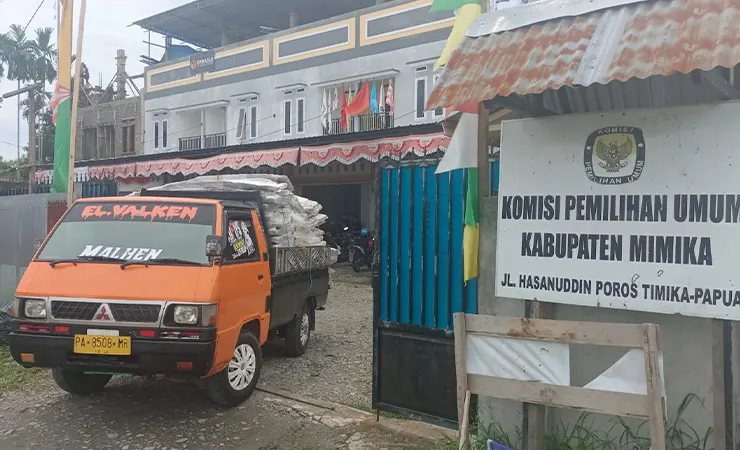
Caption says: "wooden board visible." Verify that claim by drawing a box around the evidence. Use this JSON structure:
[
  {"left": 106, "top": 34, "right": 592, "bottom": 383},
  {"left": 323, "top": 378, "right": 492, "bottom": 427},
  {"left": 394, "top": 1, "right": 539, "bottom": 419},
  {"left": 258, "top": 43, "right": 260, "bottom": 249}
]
[
  {"left": 467, "top": 374, "right": 651, "bottom": 419},
  {"left": 464, "top": 314, "right": 647, "bottom": 348}
]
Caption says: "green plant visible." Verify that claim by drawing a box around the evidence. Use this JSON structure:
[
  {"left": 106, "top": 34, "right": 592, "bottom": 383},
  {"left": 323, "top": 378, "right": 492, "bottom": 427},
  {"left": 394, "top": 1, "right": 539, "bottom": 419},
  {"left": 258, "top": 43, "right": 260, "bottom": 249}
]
[
  {"left": 437, "top": 394, "right": 712, "bottom": 450},
  {"left": 0, "top": 346, "right": 45, "bottom": 392}
]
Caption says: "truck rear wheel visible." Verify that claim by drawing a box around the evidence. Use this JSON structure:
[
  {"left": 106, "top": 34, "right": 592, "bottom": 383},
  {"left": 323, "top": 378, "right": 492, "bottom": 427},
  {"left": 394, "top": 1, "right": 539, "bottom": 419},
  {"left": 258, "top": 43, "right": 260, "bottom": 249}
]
[
  {"left": 285, "top": 302, "right": 311, "bottom": 357},
  {"left": 206, "top": 332, "right": 262, "bottom": 406},
  {"left": 52, "top": 369, "right": 112, "bottom": 395}
]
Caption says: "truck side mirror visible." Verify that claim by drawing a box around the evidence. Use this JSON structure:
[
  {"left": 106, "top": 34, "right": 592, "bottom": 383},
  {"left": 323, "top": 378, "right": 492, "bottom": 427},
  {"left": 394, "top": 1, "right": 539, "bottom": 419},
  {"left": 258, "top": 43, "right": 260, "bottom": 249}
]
[{"left": 205, "top": 235, "right": 224, "bottom": 258}]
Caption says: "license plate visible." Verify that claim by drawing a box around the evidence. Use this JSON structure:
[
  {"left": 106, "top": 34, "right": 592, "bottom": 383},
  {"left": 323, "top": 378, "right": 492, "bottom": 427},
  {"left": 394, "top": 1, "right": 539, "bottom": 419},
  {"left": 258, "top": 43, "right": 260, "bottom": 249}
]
[{"left": 73, "top": 335, "right": 131, "bottom": 355}]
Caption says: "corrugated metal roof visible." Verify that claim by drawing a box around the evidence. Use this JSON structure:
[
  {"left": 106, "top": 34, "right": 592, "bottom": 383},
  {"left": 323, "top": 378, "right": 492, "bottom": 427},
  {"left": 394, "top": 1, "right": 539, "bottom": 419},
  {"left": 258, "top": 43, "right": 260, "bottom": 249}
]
[{"left": 427, "top": 0, "right": 740, "bottom": 110}]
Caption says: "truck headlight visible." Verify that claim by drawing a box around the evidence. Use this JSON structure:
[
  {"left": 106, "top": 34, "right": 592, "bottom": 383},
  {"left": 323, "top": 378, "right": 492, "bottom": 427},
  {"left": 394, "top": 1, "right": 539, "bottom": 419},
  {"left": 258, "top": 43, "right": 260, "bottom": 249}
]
[
  {"left": 173, "top": 305, "right": 198, "bottom": 325},
  {"left": 23, "top": 299, "right": 46, "bottom": 319}
]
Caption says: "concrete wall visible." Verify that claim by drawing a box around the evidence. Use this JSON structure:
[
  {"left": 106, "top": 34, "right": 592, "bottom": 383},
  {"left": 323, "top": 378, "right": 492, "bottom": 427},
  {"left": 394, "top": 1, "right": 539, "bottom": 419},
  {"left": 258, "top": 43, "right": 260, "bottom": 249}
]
[
  {"left": 142, "top": 0, "right": 451, "bottom": 154},
  {"left": 477, "top": 196, "right": 735, "bottom": 446},
  {"left": 143, "top": 40, "right": 444, "bottom": 153},
  {"left": 205, "top": 108, "right": 227, "bottom": 136},
  {"left": 76, "top": 97, "right": 142, "bottom": 159}
]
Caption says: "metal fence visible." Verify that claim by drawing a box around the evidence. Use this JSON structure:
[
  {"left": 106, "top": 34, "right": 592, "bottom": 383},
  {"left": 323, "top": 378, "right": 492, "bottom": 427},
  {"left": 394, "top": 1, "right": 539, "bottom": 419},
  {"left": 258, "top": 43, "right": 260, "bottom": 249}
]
[{"left": 0, "top": 194, "right": 66, "bottom": 306}]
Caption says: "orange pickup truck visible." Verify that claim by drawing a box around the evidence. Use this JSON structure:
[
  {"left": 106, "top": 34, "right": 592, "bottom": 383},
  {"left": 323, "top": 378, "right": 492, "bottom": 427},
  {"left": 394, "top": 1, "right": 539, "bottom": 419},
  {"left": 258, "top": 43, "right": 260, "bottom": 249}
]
[{"left": 9, "top": 189, "right": 330, "bottom": 406}]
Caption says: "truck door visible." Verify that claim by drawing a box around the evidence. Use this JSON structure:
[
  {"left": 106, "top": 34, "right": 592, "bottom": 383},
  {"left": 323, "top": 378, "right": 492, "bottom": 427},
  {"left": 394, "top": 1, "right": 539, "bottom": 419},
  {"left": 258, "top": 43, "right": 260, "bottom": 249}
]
[{"left": 218, "top": 209, "right": 271, "bottom": 342}]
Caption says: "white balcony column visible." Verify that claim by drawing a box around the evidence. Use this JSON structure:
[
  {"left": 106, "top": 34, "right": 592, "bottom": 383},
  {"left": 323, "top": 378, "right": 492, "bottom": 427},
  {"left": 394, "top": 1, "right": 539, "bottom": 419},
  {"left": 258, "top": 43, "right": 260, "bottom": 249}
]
[
  {"left": 289, "top": 11, "right": 299, "bottom": 28},
  {"left": 201, "top": 109, "right": 206, "bottom": 149}
]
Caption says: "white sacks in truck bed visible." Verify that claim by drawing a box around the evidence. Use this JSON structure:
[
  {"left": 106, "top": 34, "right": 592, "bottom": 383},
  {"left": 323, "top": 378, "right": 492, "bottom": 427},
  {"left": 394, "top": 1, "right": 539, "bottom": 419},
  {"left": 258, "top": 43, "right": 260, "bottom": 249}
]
[{"left": 147, "top": 175, "right": 327, "bottom": 248}]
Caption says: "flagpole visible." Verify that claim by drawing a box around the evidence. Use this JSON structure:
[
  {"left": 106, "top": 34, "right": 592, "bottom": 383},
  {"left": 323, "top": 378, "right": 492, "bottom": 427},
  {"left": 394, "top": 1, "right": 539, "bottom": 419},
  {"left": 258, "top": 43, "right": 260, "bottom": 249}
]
[{"left": 67, "top": 0, "right": 86, "bottom": 206}]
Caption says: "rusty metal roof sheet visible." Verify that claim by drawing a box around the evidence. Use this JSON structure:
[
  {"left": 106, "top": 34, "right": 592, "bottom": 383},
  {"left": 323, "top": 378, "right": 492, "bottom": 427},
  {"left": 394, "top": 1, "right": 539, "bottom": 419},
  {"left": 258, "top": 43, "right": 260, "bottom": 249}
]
[{"left": 427, "top": 0, "right": 740, "bottom": 110}]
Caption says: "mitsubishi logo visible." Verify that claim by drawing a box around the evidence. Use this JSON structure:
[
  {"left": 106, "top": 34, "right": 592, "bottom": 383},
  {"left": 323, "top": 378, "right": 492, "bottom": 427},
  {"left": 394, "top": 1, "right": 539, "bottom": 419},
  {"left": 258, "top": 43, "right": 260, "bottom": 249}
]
[{"left": 94, "top": 304, "right": 114, "bottom": 321}]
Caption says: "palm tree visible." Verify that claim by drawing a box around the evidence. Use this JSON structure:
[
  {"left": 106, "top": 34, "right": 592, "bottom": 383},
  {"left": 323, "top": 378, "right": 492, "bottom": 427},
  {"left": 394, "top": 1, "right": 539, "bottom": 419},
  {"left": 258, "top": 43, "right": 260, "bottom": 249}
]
[
  {"left": 19, "top": 28, "right": 58, "bottom": 121},
  {"left": 0, "top": 24, "right": 35, "bottom": 163},
  {"left": 30, "top": 27, "right": 57, "bottom": 86},
  {"left": 0, "top": 33, "right": 6, "bottom": 81}
]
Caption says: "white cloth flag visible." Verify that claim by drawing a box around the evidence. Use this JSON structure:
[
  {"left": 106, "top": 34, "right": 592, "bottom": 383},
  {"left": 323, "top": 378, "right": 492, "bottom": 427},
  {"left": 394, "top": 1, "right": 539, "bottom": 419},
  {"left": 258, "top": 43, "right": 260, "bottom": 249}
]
[
  {"left": 321, "top": 89, "right": 330, "bottom": 130},
  {"left": 385, "top": 79, "right": 395, "bottom": 114},
  {"left": 379, "top": 81, "right": 385, "bottom": 113},
  {"left": 435, "top": 113, "right": 479, "bottom": 174},
  {"left": 332, "top": 87, "right": 339, "bottom": 111}
]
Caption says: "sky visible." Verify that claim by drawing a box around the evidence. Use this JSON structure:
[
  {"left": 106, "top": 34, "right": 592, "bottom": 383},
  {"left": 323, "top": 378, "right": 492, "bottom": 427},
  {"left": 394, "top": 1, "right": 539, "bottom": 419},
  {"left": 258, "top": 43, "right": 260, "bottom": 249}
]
[{"left": 0, "top": 0, "right": 187, "bottom": 160}]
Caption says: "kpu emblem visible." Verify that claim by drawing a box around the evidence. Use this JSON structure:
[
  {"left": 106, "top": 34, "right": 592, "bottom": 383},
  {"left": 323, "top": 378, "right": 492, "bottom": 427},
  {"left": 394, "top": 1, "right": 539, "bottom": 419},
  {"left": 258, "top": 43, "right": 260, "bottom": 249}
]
[{"left": 584, "top": 126, "right": 645, "bottom": 185}]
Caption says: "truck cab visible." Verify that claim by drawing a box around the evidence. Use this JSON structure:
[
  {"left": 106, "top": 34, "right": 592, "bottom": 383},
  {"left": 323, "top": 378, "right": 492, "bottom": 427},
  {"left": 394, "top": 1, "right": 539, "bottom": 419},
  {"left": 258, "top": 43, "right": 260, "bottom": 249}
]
[{"left": 9, "top": 194, "right": 329, "bottom": 406}]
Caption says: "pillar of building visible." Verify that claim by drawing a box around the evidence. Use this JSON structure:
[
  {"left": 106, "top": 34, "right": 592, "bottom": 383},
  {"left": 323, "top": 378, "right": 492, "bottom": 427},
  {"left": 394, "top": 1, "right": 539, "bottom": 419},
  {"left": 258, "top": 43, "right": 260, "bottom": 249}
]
[
  {"left": 289, "top": 11, "right": 299, "bottom": 28},
  {"left": 201, "top": 109, "right": 207, "bottom": 149},
  {"left": 115, "top": 49, "right": 127, "bottom": 100},
  {"left": 164, "top": 36, "right": 172, "bottom": 61}
]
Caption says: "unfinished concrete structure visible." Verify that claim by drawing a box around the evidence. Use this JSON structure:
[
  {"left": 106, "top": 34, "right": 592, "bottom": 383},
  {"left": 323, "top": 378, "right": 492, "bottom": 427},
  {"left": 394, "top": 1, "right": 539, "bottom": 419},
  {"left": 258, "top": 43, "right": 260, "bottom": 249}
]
[{"left": 75, "top": 49, "right": 142, "bottom": 160}]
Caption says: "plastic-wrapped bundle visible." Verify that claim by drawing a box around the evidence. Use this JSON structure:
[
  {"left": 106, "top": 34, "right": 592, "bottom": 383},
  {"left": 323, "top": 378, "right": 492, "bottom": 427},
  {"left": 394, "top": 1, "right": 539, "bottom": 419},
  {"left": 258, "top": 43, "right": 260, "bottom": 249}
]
[
  {"left": 146, "top": 175, "right": 328, "bottom": 250},
  {"left": 296, "top": 196, "right": 322, "bottom": 215}
]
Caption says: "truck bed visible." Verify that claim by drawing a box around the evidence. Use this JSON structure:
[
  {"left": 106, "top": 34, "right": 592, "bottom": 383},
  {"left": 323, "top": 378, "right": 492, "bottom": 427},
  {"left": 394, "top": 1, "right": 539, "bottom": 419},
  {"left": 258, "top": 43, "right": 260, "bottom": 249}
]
[
  {"left": 272, "top": 246, "right": 331, "bottom": 276},
  {"left": 139, "top": 188, "right": 332, "bottom": 276}
]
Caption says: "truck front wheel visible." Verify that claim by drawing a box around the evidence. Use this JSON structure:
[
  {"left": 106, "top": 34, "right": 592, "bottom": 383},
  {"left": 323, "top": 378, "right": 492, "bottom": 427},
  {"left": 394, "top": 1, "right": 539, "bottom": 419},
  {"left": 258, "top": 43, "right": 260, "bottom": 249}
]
[
  {"left": 285, "top": 302, "right": 311, "bottom": 357},
  {"left": 206, "top": 332, "right": 262, "bottom": 406},
  {"left": 52, "top": 369, "right": 112, "bottom": 395}
]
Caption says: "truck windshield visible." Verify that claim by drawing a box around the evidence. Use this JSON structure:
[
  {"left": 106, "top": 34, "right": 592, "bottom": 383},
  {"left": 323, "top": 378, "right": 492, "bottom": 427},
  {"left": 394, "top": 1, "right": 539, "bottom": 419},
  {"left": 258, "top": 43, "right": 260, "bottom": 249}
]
[{"left": 37, "top": 201, "right": 216, "bottom": 266}]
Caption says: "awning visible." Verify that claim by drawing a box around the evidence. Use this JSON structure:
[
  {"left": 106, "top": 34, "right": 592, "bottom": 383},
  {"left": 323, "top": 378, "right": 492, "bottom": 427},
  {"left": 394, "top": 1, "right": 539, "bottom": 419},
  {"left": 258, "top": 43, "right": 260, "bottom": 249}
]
[
  {"left": 34, "top": 131, "right": 450, "bottom": 182},
  {"left": 427, "top": 0, "right": 740, "bottom": 110}
]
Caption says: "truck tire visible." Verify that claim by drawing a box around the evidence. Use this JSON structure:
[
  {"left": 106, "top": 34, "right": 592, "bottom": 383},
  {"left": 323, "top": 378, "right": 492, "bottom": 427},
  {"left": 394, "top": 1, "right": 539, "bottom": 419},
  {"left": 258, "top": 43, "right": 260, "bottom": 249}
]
[
  {"left": 206, "top": 332, "right": 262, "bottom": 406},
  {"left": 52, "top": 369, "right": 112, "bottom": 395},
  {"left": 284, "top": 302, "right": 311, "bottom": 357}
]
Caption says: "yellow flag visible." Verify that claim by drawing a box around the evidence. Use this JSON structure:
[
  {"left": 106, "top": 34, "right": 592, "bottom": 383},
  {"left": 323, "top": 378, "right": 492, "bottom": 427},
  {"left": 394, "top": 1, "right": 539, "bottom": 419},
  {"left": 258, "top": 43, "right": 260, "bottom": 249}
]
[{"left": 434, "top": 3, "right": 482, "bottom": 71}]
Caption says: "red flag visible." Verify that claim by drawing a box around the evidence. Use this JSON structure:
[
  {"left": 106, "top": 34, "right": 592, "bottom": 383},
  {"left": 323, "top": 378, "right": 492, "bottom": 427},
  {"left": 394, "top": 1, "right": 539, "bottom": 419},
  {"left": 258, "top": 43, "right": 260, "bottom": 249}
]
[
  {"left": 345, "top": 82, "right": 370, "bottom": 116},
  {"left": 340, "top": 88, "right": 348, "bottom": 130}
]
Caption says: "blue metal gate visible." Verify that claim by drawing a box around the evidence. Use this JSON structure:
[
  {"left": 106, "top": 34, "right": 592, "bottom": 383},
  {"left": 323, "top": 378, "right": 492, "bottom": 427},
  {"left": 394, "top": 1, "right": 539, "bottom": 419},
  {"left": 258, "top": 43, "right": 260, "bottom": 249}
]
[{"left": 373, "top": 161, "right": 495, "bottom": 425}]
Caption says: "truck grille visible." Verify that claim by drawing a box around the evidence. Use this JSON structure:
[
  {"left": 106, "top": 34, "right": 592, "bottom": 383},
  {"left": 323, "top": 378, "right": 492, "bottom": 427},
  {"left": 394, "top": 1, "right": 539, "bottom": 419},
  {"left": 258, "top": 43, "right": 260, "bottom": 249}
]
[
  {"left": 50, "top": 301, "right": 161, "bottom": 323},
  {"left": 109, "top": 304, "right": 161, "bottom": 323},
  {"left": 51, "top": 301, "right": 101, "bottom": 320}
]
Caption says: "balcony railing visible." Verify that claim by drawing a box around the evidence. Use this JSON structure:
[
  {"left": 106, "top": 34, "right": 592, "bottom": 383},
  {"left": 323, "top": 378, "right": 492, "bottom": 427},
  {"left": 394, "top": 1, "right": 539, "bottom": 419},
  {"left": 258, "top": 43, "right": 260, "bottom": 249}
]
[
  {"left": 178, "top": 132, "right": 227, "bottom": 151},
  {"left": 324, "top": 113, "right": 394, "bottom": 136}
]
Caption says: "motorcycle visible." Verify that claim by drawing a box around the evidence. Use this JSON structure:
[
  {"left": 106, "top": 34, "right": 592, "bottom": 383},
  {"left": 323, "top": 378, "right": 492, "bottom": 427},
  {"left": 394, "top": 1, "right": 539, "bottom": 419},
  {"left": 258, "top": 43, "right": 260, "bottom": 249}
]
[
  {"left": 349, "top": 229, "right": 374, "bottom": 272},
  {"left": 326, "top": 226, "right": 353, "bottom": 263}
]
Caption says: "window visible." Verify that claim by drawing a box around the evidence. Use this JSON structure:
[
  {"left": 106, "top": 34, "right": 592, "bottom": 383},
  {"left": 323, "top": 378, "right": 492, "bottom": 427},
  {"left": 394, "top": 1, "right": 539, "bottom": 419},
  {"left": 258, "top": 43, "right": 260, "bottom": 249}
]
[
  {"left": 122, "top": 124, "right": 135, "bottom": 154},
  {"left": 236, "top": 107, "right": 246, "bottom": 139},
  {"left": 250, "top": 105, "right": 258, "bottom": 139},
  {"left": 415, "top": 77, "right": 427, "bottom": 120},
  {"left": 284, "top": 100, "right": 292, "bottom": 135},
  {"left": 433, "top": 74, "right": 445, "bottom": 118},
  {"left": 36, "top": 202, "right": 217, "bottom": 266},
  {"left": 102, "top": 126, "right": 115, "bottom": 157},
  {"left": 162, "top": 120, "right": 168, "bottom": 148},
  {"left": 236, "top": 97, "right": 260, "bottom": 141},
  {"left": 297, "top": 98, "right": 305, "bottom": 133},
  {"left": 154, "top": 122, "right": 160, "bottom": 149},
  {"left": 225, "top": 216, "right": 259, "bottom": 262}
]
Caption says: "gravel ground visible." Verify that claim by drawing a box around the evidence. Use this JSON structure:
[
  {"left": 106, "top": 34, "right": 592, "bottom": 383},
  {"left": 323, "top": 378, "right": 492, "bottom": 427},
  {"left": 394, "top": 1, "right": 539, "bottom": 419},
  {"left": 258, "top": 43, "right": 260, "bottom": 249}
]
[
  {"left": 260, "top": 265, "right": 374, "bottom": 410},
  {"left": 0, "top": 267, "right": 437, "bottom": 449},
  {"left": 0, "top": 380, "right": 433, "bottom": 450}
]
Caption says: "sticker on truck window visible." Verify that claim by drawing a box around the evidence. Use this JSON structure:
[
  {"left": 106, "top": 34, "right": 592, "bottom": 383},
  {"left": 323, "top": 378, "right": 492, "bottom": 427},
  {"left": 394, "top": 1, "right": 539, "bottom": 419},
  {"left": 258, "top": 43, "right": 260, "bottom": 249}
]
[
  {"left": 79, "top": 245, "right": 164, "bottom": 261},
  {"left": 66, "top": 203, "right": 214, "bottom": 225},
  {"left": 227, "top": 220, "right": 256, "bottom": 260}
]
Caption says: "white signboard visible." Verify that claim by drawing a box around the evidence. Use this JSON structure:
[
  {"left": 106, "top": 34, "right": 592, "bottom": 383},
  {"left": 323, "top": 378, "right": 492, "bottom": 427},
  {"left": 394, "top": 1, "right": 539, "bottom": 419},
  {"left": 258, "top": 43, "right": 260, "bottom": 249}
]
[{"left": 496, "top": 101, "right": 740, "bottom": 320}]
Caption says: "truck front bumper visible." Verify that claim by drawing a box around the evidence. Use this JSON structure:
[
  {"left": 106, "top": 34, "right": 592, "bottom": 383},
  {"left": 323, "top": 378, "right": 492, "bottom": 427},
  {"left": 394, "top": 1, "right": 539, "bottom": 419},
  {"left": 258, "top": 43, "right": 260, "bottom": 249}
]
[{"left": 9, "top": 331, "right": 215, "bottom": 377}]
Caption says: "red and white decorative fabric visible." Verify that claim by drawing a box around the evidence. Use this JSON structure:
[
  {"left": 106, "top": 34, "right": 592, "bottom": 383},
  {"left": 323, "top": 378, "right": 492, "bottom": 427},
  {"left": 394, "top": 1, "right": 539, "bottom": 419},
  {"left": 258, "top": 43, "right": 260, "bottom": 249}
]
[{"left": 38, "top": 132, "right": 449, "bottom": 181}]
